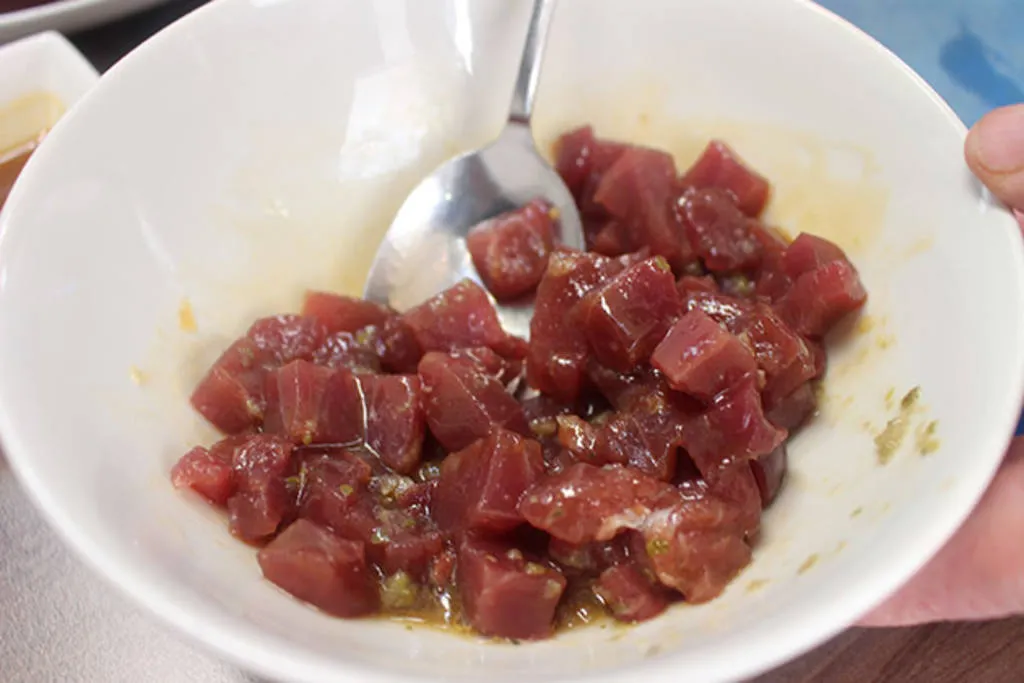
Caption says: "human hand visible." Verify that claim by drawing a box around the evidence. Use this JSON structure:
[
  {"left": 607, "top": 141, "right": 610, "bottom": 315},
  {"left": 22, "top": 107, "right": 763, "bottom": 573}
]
[{"left": 861, "top": 104, "right": 1024, "bottom": 626}]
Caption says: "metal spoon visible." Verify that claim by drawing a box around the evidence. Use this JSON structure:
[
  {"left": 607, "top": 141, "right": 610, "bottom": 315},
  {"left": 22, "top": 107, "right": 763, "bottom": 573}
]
[{"left": 363, "top": 0, "right": 584, "bottom": 339}]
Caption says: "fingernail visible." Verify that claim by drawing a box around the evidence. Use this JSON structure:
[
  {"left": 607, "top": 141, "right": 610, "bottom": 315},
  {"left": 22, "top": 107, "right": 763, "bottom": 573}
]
[{"left": 968, "top": 105, "right": 1024, "bottom": 174}]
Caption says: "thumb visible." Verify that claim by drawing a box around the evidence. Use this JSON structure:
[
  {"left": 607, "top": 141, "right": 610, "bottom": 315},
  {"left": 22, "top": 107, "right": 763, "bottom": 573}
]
[{"left": 965, "top": 104, "right": 1024, "bottom": 211}]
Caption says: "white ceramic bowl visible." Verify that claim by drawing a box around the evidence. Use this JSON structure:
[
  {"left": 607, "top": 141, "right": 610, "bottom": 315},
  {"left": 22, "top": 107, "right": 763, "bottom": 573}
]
[{"left": 1, "top": 1, "right": 1022, "bottom": 681}]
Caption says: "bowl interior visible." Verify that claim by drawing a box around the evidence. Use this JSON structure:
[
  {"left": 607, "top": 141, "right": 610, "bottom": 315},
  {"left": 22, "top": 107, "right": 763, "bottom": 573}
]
[{"left": 1, "top": 1, "right": 1022, "bottom": 682}]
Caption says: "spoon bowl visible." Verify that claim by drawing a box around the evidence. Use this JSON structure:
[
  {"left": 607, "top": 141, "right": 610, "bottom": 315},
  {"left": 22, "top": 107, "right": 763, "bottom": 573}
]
[
  {"left": 363, "top": 0, "right": 582, "bottom": 338},
  {"left": 363, "top": 123, "right": 582, "bottom": 337}
]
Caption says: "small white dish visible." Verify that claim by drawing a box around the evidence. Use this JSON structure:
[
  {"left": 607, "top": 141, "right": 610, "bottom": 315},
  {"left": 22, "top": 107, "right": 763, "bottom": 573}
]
[
  {"left": 0, "top": 30, "right": 96, "bottom": 113},
  {"left": 0, "top": 1, "right": 1022, "bottom": 682},
  {"left": 0, "top": 0, "right": 169, "bottom": 45}
]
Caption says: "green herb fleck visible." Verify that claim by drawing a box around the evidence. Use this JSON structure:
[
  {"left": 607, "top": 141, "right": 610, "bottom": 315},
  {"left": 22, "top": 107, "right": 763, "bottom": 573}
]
[{"left": 646, "top": 539, "right": 670, "bottom": 557}]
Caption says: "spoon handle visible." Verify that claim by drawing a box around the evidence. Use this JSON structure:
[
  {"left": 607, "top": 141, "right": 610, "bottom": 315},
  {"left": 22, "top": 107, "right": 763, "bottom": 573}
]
[{"left": 508, "top": 0, "right": 557, "bottom": 125}]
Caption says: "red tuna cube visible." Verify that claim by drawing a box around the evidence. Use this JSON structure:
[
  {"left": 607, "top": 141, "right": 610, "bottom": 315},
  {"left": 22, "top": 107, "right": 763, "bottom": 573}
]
[
  {"left": 651, "top": 308, "right": 758, "bottom": 402},
  {"left": 190, "top": 338, "right": 267, "bottom": 434},
  {"left": 171, "top": 444, "right": 235, "bottom": 506},
  {"left": 519, "top": 463, "right": 679, "bottom": 544},
  {"left": 595, "top": 563, "right": 670, "bottom": 623},
  {"left": 311, "top": 331, "right": 382, "bottom": 374},
  {"left": 527, "top": 249, "right": 625, "bottom": 402},
  {"left": 639, "top": 497, "right": 752, "bottom": 604},
  {"left": 245, "top": 314, "right": 327, "bottom": 366},
  {"left": 776, "top": 260, "right": 867, "bottom": 337},
  {"left": 401, "top": 279, "right": 508, "bottom": 353},
  {"left": 418, "top": 352, "right": 528, "bottom": 452},
  {"left": 742, "top": 303, "right": 817, "bottom": 404},
  {"left": 301, "top": 291, "right": 392, "bottom": 334},
  {"left": 433, "top": 428, "right": 545, "bottom": 533},
  {"left": 765, "top": 383, "right": 818, "bottom": 432},
  {"left": 750, "top": 444, "right": 788, "bottom": 507},
  {"left": 258, "top": 519, "right": 379, "bottom": 617},
  {"left": 297, "top": 454, "right": 373, "bottom": 533},
  {"left": 578, "top": 257, "right": 681, "bottom": 372},
  {"left": 458, "top": 536, "right": 567, "bottom": 640},
  {"left": 682, "top": 377, "right": 787, "bottom": 479},
  {"left": 553, "top": 125, "right": 630, "bottom": 217},
  {"left": 269, "top": 360, "right": 333, "bottom": 445},
  {"left": 227, "top": 434, "right": 295, "bottom": 543},
  {"left": 678, "top": 187, "right": 763, "bottom": 273},
  {"left": 782, "top": 233, "right": 849, "bottom": 279},
  {"left": 679, "top": 140, "right": 771, "bottom": 217},
  {"left": 362, "top": 374, "right": 424, "bottom": 474},
  {"left": 594, "top": 147, "right": 693, "bottom": 269},
  {"left": 467, "top": 199, "right": 556, "bottom": 301}
]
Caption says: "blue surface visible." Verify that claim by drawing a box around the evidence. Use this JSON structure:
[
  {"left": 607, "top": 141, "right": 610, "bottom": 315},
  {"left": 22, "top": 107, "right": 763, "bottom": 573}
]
[{"left": 816, "top": 0, "right": 1024, "bottom": 435}]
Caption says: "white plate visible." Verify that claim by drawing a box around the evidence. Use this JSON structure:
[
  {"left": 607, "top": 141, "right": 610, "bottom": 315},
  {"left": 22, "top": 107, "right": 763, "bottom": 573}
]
[
  {"left": 0, "top": 1, "right": 1022, "bottom": 682},
  {"left": 0, "top": 0, "right": 170, "bottom": 44}
]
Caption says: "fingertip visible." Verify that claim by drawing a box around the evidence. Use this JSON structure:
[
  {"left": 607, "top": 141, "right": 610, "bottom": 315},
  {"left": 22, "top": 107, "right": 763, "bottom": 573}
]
[{"left": 965, "top": 105, "right": 1024, "bottom": 211}]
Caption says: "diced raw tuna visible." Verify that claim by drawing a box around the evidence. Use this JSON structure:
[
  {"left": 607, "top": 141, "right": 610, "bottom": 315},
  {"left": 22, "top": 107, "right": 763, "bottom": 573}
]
[
  {"left": 316, "top": 489, "right": 443, "bottom": 579},
  {"left": 458, "top": 536, "right": 567, "bottom": 640},
  {"left": 639, "top": 498, "right": 752, "bottom": 604},
  {"left": 679, "top": 141, "right": 771, "bottom": 217},
  {"left": 678, "top": 187, "right": 762, "bottom": 273},
  {"left": 418, "top": 352, "right": 529, "bottom": 452},
  {"left": 751, "top": 445, "right": 788, "bottom": 507},
  {"left": 682, "top": 377, "right": 787, "bottom": 479},
  {"left": 270, "top": 360, "right": 333, "bottom": 445},
  {"left": 362, "top": 374, "right": 424, "bottom": 474},
  {"left": 527, "top": 250, "right": 625, "bottom": 402},
  {"left": 448, "top": 346, "right": 523, "bottom": 387},
  {"left": 595, "top": 564, "right": 670, "bottom": 623},
  {"left": 318, "top": 370, "right": 368, "bottom": 445},
  {"left": 258, "top": 519, "right": 379, "bottom": 617},
  {"left": 706, "top": 464, "right": 763, "bottom": 537},
  {"left": 467, "top": 199, "right": 557, "bottom": 301},
  {"left": 301, "top": 292, "right": 392, "bottom": 335},
  {"left": 578, "top": 257, "right": 681, "bottom": 372},
  {"left": 776, "top": 260, "right": 867, "bottom": 337},
  {"left": 171, "top": 445, "right": 235, "bottom": 505},
  {"left": 519, "top": 463, "right": 679, "bottom": 544},
  {"left": 312, "top": 331, "right": 381, "bottom": 374},
  {"left": 401, "top": 279, "right": 508, "bottom": 353},
  {"left": 590, "top": 219, "right": 631, "bottom": 256},
  {"left": 750, "top": 223, "right": 793, "bottom": 301},
  {"left": 782, "top": 233, "right": 849, "bottom": 279},
  {"left": 227, "top": 435, "right": 294, "bottom": 542},
  {"left": 594, "top": 148, "right": 693, "bottom": 269},
  {"left": 742, "top": 303, "right": 817, "bottom": 405},
  {"left": 677, "top": 274, "right": 719, "bottom": 298},
  {"left": 246, "top": 315, "right": 327, "bottom": 366},
  {"left": 765, "top": 383, "right": 817, "bottom": 432},
  {"left": 297, "top": 455, "right": 373, "bottom": 531},
  {"left": 553, "top": 126, "right": 629, "bottom": 220},
  {"left": 585, "top": 361, "right": 665, "bottom": 411},
  {"left": 190, "top": 339, "right": 267, "bottom": 434},
  {"left": 433, "top": 428, "right": 545, "bottom": 533},
  {"left": 371, "top": 316, "right": 424, "bottom": 374},
  {"left": 593, "top": 394, "right": 691, "bottom": 481},
  {"left": 651, "top": 308, "right": 758, "bottom": 401},
  {"left": 684, "top": 289, "right": 753, "bottom": 330}
]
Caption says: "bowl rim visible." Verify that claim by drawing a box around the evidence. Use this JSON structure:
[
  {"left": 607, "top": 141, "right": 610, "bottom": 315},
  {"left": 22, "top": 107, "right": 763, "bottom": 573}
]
[{"left": 1, "top": 0, "right": 1023, "bottom": 681}]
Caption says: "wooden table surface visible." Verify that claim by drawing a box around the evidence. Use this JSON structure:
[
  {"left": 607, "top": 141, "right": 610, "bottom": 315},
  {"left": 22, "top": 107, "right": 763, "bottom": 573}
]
[{"left": 63, "top": 2, "right": 1024, "bottom": 681}]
